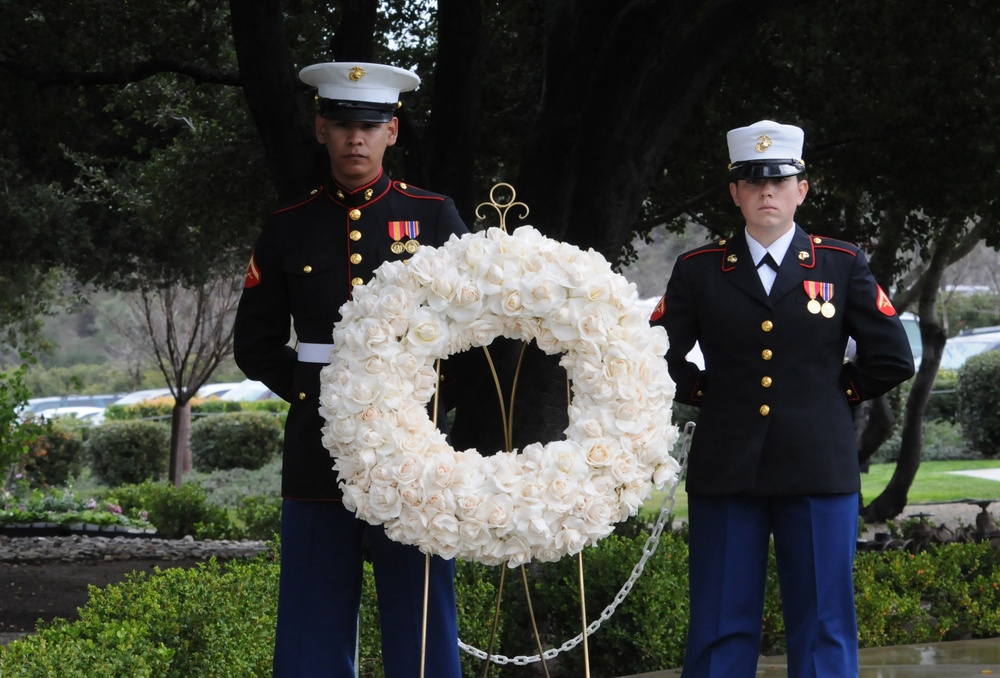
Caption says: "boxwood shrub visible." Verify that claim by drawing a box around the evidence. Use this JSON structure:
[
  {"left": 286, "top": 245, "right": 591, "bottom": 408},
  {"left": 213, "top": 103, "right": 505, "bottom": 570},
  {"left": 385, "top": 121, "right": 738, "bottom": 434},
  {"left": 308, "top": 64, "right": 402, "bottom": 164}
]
[
  {"left": 85, "top": 421, "right": 170, "bottom": 486},
  {"left": 190, "top": 412, "right": 283, "bottom": 472},
  {"left": 957, "top": 349, "right": 1000, "bottom": 457},
  {"left": 2, "top": 530, "right": 999, "bottom": 675},
  {"left": 103, "top": 480, "right": 234, "bottom": 540}
]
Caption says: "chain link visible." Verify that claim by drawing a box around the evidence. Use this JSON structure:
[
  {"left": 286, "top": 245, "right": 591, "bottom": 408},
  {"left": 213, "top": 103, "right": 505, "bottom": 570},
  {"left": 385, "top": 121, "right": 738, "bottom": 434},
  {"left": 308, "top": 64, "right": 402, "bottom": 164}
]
[{"left": 458, "top": 422, "right": 694, "bottom": 666}]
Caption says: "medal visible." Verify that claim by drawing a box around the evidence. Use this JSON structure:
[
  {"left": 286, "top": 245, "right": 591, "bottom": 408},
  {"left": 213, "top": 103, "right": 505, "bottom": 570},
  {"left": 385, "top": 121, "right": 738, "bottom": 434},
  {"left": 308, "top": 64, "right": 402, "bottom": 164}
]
[
  {"left": 803, "top": 281, "right": 821, "bottom": 314},
  {"left": 390, "top": 241, "right": 405, "bottom": 255},
  {"left": 821, "top": 301, "right": 836, "bottom": 318},
  {"left": 404, "top": 239, "right": 420, "bottom": 254},
  {"left": 819, "top": 282, "right": 836, "bottom": 317}
]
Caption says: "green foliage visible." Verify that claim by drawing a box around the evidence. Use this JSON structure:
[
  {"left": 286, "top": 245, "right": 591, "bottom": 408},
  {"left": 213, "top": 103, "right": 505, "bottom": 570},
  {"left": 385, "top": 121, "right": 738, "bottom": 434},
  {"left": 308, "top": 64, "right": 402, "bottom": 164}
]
[
  {"left": 493, "top": 523, "right": 690, "bottom": 676},
  {"left": 926, "top": 372, "right": 960, "bottom": 423},
  {"left": 854, "top": 543, "right": 1000, "bottom": 646},
  {"left": 24, "top": 424, "right": 85, "bottom": 487},
  {"left": 104, "top": 480, "right": 234, "bottom": 540},
  {"left": 1, "top": 356, "right": 52, "bottom": 491},
  {"left": 85, "top": 421, "right": 170, "bottom": 486},
  {"left": 0, "top": 555, "right": 279, "bottom": 677},
  {"left": 106, "top": 398, "right": 288, "bottom": 422},
  {"left": 234, "top": 494, "right": 282, "bottom": 541},
  {"left": 190, "top": 412, "right": 283, "bottom": 472},
  {"left": 194, "top": 457, "right": 282, "bottom": 507},
  {"left": 957, "top": 350, "right": 1000, "bottom": 458},
  {"left": 871, "top": 418, "right": 975, "bottom": 465},
  {"left": 2, "top": 527, "right": 1000, "bottom": 674}
]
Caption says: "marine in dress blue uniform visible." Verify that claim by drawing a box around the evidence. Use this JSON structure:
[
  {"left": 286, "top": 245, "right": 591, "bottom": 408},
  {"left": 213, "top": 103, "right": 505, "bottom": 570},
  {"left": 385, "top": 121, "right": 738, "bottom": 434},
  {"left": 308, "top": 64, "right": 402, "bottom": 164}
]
[
  {"left": 234, "top": 62, "right": 467, "bottom": 678},
  {"left": 650, "top": 121, "right": 914, "bottom": 678}
]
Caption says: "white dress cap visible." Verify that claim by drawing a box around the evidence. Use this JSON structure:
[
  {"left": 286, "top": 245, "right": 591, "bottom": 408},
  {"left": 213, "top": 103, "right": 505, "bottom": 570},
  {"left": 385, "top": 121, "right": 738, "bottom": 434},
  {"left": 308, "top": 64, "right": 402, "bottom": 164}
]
[
  {"left": 299, "top": 62, "right": 420, "bottom": 105},
  {"left": 726, "top": 120, "right": 805, "bottom": 178}
]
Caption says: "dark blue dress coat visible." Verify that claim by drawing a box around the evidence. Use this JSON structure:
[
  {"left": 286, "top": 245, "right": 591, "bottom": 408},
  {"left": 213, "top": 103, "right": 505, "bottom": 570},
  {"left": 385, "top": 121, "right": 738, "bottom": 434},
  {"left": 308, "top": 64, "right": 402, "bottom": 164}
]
[{"left": 652, "top": 226, "right": 915, "bottom": 496}]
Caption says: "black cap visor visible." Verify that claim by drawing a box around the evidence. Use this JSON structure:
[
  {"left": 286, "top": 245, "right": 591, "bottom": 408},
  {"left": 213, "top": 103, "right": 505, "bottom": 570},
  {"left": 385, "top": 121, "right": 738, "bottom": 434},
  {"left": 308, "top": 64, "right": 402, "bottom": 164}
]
[
  {"left": 728, "top": 159, "right": 805, "bottom": 180},
  {"left": 318, "top": 98, "right": 397, "bottom": 123}
]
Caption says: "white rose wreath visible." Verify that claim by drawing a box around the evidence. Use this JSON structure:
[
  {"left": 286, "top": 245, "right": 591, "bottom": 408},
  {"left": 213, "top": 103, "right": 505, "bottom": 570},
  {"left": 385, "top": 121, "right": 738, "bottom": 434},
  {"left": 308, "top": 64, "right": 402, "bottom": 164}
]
[{"left": 319, "top": 225, "right": 680, "bottom": 567}]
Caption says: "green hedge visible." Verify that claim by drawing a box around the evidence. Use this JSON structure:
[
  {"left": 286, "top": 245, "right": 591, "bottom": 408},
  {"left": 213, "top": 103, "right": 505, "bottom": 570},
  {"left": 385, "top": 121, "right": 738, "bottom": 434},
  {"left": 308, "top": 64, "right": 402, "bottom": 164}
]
[
  {"left": 104, "top": 397, "right": 288, "bottom": 423},
  {"left": 85, "top": 421, "right": 170, "bottom": 486},
  {"left": 2, "top": 532, "right": 999, "bottom": 675},
  {"left": 104, "top": 481, "right": 234, "bottom": 540},
  {"left": 957, "top": 350, "right": 1000, "bottom": 458},
  {"left": 190, "top": 412, "right": 282, "bottom": 472}
]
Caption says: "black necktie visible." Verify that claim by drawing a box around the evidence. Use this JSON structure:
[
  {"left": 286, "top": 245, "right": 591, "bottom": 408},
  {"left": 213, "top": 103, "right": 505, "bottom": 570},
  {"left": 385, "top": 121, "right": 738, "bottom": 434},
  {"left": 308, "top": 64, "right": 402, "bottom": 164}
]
[{"left": 756, "top": 253, "right": 779, "bottom": 271}]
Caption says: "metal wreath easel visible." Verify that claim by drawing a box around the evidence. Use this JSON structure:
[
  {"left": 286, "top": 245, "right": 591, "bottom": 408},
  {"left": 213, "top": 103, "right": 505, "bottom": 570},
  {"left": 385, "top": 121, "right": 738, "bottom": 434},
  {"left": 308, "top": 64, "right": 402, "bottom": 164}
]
[{"left": 413, "top": 182, "right": 692, "bottom": 678}]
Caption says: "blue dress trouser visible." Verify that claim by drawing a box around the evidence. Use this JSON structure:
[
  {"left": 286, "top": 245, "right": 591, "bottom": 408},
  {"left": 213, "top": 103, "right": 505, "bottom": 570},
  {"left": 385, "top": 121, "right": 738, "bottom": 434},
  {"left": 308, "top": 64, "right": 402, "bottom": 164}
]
[
  {"left": 682, "top": 493, "right": 859, "bottom": 678},
  {"left": 272, "top": 499, "right": 462, "bottom": 678}
]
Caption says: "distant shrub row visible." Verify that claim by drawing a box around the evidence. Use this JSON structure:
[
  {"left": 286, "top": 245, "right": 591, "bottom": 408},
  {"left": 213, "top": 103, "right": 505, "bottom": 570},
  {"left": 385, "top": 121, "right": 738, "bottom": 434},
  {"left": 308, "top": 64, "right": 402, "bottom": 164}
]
[
  {"left": 2, "top": 528, "right": 999, "bottom": 676},
  {"left": 29, "top": 412, "right": 284, "bottom": 488}
]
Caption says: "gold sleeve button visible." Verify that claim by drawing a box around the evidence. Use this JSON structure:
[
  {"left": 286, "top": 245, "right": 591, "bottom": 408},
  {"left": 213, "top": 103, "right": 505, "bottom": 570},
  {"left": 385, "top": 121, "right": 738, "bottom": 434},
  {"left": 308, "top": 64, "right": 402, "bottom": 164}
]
[
  {"left": 351, "top": 276, "right": 364, "bottom": 286},
  {"left": 846, "top": 389, "right": 854, "bottom": 397},
  {"left": 302, "top": 265, "right": 312, "bottom": 274},
  {"left": 761, "top": 376, "right": 772, "bottom": 388},
  {"left": 759, "top": 405, "right": 770, "bottom": 416},
  {"left": 298, "top": 392, "right": 306, "bottom": 401},
  {"left": 761, "top": 320, "right": 773, "bottom": 332},
  {"left": 350, "top": 230, "right": 362, "bottom": 241},
  {"left": 350, "top": 253, "right": 362, "bottom": 264},
  {"left": 762, "top": 349, "right": 773, "bottom": 360},
  {"left": 349, "top": 208, "right": 362, "bottom": 221}
]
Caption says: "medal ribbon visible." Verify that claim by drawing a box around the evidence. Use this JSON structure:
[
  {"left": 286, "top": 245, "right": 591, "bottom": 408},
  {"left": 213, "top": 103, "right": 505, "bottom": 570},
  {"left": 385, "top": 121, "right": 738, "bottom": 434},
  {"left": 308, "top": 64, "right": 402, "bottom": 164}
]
[
  {"left": 803, "top": 280, "right": 820, "bottom": 301},
  {"left": 388, "top": 221, "right": 404, "bottom": 241},
  {"left": 819, "top": 282, "right": 834, "bottom": 302}
]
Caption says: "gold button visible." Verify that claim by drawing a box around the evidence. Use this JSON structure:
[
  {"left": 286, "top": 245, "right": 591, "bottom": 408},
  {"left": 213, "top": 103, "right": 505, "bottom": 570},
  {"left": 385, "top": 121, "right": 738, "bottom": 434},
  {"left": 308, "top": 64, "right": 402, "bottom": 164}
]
[
  {"left": 349, "top": 208, "right": 362, "bottom": 221},
  {"left": 350, "top": 253, "right": 362, "bottom": 264},
  {"left": 846, "top": 389, "right": 854, "bottom": 397},
  {"left": 298, "top": 392, "right": 306, "bottom": 401},
  {"left": 399, "top": 182, "right": 408, "bottom": 190},
  {"left": 759, "top": 405, "right": 770, "bottom": 416},
  {"left": 350, "top": 230, "right": 362, "bottom": 241},
  {"left": 302, "top": 265, "right": 312, "bottom": 274},
  {"left": 761, "top": 376, "right": 772, "bottom": 388},
  {"left": 351, "top": 276, "right": 364, "bottom": 286},
  {"left": 718, "top": 239, "right": 727, "bottom": 245},
  {"left": 761, "top": 320, "right": 773, "bottom": 332},
  {"left": 813, "top": 237, "right": 822, "bottom": 244},
  {"left": 762, "top": 349, "right": 773, "bottom": 360},
  {"left": 310, "top": 188, "right": 319, "bottom": 195},
  {"left": 696, "top": 390, "right": 703, "bottom": 397}
]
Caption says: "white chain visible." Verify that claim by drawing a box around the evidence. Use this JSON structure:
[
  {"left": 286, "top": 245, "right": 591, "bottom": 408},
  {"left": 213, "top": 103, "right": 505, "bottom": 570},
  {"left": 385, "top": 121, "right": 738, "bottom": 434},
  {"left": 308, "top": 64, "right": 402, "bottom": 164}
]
[{"left": 458, "top": 422, "right": 694, "bottom": 666}]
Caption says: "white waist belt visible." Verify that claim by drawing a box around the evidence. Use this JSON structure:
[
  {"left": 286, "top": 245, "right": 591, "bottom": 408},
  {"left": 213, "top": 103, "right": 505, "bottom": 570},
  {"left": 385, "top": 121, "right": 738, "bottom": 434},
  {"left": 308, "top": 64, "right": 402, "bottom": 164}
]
[{"left": 297, "top": 342, "right": 334, "bottom": 364}]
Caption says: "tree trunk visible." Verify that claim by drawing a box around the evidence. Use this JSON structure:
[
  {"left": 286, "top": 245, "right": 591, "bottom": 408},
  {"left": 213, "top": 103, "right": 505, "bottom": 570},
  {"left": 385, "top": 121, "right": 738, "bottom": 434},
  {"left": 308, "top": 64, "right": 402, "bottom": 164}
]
[
  {"left": 168, "top": 399, "right": 193, "bottom": 486},
  {"left": 229, "top": 0, "right": 319, "bottom": 202},
  {"left": 861, "top": 321, "right": 945, "bottom": 522},
  {"left": 855, "top": 395, "right": 895, "bottom": 470}
]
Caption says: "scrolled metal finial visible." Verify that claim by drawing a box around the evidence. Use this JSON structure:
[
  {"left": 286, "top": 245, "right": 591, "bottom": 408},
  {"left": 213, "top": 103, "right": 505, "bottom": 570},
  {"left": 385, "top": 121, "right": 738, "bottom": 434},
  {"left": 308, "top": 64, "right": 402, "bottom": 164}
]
[{"left": 475, "top": 182, "right": 530, "bottom": 234}]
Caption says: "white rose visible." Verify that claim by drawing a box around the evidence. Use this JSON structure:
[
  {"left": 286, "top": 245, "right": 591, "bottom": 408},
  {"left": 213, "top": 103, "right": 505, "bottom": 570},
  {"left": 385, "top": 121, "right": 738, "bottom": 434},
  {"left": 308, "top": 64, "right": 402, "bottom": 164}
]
[
  {"left": 463, "top": 315, "right": 503, "bottom": 347},
  {"left": 406, "top": 309, "right": 451, "bottom": 357},
  {"left": 475, "top": 495, "right": 514, "bottom": 537},
  {"left": 368, "top": 482, "right": 402, "bottom": 522},
  {"left": 585, "top": 443, "right": 613, "bottom": 467}
]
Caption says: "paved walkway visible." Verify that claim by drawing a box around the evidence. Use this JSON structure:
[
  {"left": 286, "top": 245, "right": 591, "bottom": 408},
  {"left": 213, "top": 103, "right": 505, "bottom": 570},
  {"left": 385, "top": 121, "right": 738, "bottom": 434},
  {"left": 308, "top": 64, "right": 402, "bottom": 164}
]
[
  {"left": 949, "top": 467, "right": 1000, "bottom": 482},
  {"left": 617, "top": 637, "right": 1000, "bottom": 677}
]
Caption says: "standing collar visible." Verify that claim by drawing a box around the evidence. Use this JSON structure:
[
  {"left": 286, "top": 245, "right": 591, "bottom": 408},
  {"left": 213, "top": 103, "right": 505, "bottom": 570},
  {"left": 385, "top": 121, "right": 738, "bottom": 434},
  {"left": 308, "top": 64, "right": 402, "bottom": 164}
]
[{"left": 327, "top": 168, "right": 391, "bottom": 207}]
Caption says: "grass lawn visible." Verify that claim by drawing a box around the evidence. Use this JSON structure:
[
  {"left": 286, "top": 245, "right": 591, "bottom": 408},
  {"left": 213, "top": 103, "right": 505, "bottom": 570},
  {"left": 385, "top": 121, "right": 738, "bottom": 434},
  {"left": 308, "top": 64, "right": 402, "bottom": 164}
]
[{"left": 640, "top": 458, "right": 1000, "bottom": 522}]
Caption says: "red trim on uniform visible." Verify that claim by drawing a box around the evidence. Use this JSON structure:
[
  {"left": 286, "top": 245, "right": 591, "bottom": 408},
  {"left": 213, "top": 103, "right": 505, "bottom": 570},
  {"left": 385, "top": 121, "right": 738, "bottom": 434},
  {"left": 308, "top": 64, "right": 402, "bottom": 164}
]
[
  {"left": 649, "top": 294, "right": 666, "bottom": 322},
  {"left": 876, "top": 285, "right": 897, "bottom": 316},
  {"left": 244, "top": 252, "right": 262, "bottom": 288},
  {"left": 273, "top": 188, "right": 324, "bottom": 215},
  {"left": 814, "top": 244, "right": 858, "bottom": 256},
  {"left": 845, "top": 380, "right": 861, "bottom": 403},
  {"left": 392, "top": 181, "right": 445, "bottom": 201}
]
